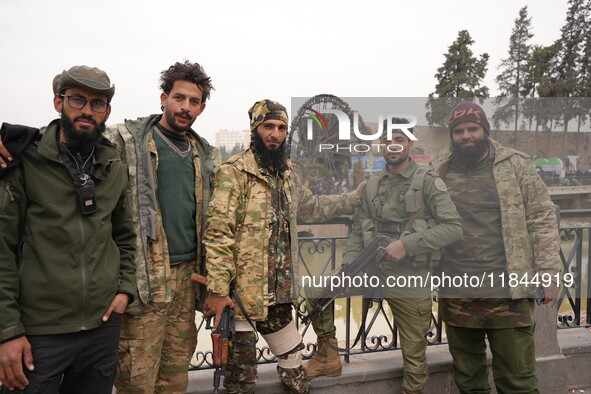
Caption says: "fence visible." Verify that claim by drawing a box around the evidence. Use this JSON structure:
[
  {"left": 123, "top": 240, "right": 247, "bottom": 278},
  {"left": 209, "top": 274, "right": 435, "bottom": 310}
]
[{"left": 190, "top": 218, "right": 590, "bottom": 369}]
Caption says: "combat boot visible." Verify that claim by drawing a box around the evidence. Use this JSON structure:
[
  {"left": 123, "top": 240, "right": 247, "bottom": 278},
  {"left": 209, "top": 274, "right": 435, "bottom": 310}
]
[
  {"left": 277, "top": 365, "right": 311, "bottom": 393},
  {"left": 303, "top": 337, "right": 342, "bottom": 379}
]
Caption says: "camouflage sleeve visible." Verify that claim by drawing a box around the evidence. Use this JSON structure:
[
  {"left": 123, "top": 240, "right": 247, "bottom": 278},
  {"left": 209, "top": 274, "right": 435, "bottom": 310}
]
[
  {"left": 203, "top": 163, "right": 244, "bottom": 296},
  {"left": 294, "top": 172, "right": 361, "bottom": 223},
  {"left": 0, "top": 170, "right": 27, "bottom": 341},
  {"left": 400, "top": 175, "right": 463, "bottom": 256},
  {"left": 104, "top": 125, "right": 127, "bottom": 164},
  {"left": 110, "top": 167, "right": 138, "bottom": 303},
  {"left": 514, "top": 156, "right": 562, "bottom": 276},
  {"left": 342, "top": 187, "right": 372, "bottom": 265}
]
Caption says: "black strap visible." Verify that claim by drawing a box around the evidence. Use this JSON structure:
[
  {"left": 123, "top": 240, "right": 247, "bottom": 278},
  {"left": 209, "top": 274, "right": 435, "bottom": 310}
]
[{"left": 230, "top": 286, "right": 260, "bottom": 346}]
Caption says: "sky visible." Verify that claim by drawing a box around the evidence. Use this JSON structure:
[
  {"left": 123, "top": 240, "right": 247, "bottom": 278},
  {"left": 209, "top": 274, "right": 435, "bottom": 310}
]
[{"left": 0, "top": 0, "right": 570, "bottom": 143}]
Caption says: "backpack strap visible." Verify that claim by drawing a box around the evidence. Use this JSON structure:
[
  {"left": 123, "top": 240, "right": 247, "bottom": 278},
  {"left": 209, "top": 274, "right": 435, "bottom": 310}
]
[
  {"left": 404, "top": 167, "right": 442, "bottom": 267},
  {"left": 0, "top": 123, "right": 40, "bottom": 177},
  {"left": 404, "top": 167, "right": 429, "bottom": 223},
  {"left": 365, "top": 174, "right": 381, "bottom": 219}
]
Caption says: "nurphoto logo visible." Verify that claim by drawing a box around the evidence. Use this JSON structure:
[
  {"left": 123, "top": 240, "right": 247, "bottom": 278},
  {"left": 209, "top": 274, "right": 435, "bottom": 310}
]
[{"left": 304, "top": 108, "right": 417, "bottom": 153}]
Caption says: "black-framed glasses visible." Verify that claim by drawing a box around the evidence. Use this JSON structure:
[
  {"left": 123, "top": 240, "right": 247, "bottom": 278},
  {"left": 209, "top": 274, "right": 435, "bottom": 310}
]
[{"left": 60, "top": 95, "right": 109, "bottom": 113}]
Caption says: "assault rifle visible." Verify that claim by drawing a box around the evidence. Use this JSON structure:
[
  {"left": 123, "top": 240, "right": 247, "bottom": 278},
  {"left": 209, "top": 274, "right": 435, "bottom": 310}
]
[
  {"left": 207, "top": 306, "right": 234, "bottom": 393},
  {"left": 190, "top": 274, "right": 235, "bottom": 393},
  {"left": 301, "top": 234, "right": 391, "bottom": 325}
]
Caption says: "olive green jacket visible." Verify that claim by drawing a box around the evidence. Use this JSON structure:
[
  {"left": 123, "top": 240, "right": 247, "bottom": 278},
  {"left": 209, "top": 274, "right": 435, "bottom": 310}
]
[
  {"left": 0, "top": 120, "right": 136, "bottom": 341},
  {"left": 343, "top": 160, "right": 462, "bottom": 275}
]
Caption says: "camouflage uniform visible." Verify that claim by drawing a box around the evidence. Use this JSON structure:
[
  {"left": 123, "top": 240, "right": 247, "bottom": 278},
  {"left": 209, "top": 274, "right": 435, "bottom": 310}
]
[
  {"left": 204, "top": 147, "right": 360, "bottom": 393},
  {"left": 332, "top": 159, "right": 462, "bottom": 393},
  {"left": 105, "top": 115, "right": 219, "bottom": 394},
  {"left": 430, "top": 139, "right": 562, "bottom": 394}
]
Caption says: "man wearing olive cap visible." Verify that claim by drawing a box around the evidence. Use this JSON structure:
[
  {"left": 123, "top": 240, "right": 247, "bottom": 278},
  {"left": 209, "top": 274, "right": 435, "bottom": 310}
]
[
  {"left": 202, "top": 99, "right": 363, "bottom": 393},
  {"left": 0, "top": 66, "right": 136, "bottom": 393}
]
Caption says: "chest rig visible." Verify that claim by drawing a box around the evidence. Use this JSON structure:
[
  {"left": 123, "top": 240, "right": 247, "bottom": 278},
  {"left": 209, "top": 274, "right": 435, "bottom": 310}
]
[{"left": 363, "top": 167, "right": 441, "bottom": 268}]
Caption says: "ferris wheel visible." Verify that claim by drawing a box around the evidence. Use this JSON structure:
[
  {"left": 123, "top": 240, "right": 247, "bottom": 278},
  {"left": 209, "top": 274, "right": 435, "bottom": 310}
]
[{"left": 289, "top": 94, "right": 368, "bottom": 180}]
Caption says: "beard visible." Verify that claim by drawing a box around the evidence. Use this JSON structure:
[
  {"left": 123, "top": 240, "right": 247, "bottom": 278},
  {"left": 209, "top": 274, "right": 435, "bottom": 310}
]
[
  {"left": 451, "top": 135, "right": 490, "bottom": 167},
  {"left": 164, "top": 108, "right": 194, "bottom": 133},
  {"left": 60, "top": 112, "right": 105, "bottom": 148},
  {"left": 251, "top": 132, "right": 289, "bottom": 173},
  {"left": 385, "top": 153, "right": 409, "bottom": 167}
]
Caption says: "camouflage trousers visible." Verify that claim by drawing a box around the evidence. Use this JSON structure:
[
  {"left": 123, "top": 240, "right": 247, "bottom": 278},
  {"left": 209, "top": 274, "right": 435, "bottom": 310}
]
[
  {"left": 115, "top": 261, "right": 197, "bottom": 394},
  {"left": 225, "top": 303, "right": 310, "bottom": 394},
  {"left": 445, "top": 324, "right": 538, "bottom": 394}
]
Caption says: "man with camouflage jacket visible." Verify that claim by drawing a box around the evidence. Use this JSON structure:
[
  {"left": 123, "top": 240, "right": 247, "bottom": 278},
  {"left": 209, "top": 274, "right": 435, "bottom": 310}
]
[
  {"left": 105, "top": 61, "right": 219, "bottom": 394},
  {"left": 430, "top": 102, "right": 562, "bottom": 394},
  {"left": 202, "top": 99, "right": 362, "bottom": 394}
]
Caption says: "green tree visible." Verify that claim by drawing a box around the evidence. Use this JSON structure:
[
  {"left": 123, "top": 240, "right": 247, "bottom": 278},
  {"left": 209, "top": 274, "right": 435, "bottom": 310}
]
[
  {"left": 493, "top": 6, "right": 533, "bottom": 133},
  {"left": 547, "top": 0, "right": 587, "bottom": 132},
  {"left": 426, "top": 30, "right": 489, "bottom": 126},
  {"left": 522, "top": 44, "right": 561, "bottom": 131},
  {"left": 220, "top": 143, "right": 244, "bottom": 161},
  {"left": 575, "top": 0, "right": 591, "bottom": 130}
]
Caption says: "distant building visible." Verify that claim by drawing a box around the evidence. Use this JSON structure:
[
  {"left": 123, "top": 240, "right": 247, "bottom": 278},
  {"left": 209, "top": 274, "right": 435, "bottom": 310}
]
[{"left": 215, "top": 129, "right": 250, "bottom": 150}]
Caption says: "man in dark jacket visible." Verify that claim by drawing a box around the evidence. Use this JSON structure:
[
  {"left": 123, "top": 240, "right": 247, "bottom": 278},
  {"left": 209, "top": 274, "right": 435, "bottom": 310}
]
[{"left": 0, "top": 65, "right": 136, "bottom": 393}]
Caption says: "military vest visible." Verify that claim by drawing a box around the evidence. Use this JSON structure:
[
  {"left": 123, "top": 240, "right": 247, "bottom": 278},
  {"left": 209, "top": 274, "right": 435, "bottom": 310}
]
[{"left": 363, "top": 167, "right": 441, "bottom": 267}]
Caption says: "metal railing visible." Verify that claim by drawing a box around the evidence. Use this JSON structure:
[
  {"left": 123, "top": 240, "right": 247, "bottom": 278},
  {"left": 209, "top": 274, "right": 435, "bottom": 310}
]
[
  {"left": 190, "top": 219, "right": 590, "bottom": 370},
  {"left": 556, "top": 225, "right": 591, "bottom": 328}
]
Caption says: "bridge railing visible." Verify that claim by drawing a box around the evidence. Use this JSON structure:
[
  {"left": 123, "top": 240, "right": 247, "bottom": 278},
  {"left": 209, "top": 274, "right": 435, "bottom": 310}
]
[{"left": 190, "top": 219, "right": 590, "bottom": 370}]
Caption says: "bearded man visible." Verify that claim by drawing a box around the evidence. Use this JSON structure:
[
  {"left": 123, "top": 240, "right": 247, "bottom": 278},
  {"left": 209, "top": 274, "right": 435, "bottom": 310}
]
[
  {"left": 0, "top": 65, "right": 136, "bottom": 393},
  {"left": 430, "top": 102, "right": 562, "bottom": 394},
  {"left": 202, "top": 99, "right": 363, "bottom": 394}
]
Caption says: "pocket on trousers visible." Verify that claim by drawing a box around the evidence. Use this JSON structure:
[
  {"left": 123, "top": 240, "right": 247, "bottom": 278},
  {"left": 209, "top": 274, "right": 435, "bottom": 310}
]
[
  {"left": 103, "top": 311, "right": 123, "bottom": 328},
  {"left": 100, "top": 353, "right": 119, "bottom": 378},
  {"left": 117, "top": 338, "right": 144, "bottom": 384},
  {"left": 416, "top": 297, "right": 433, "bottom": 332},
  {"left": 416, "top": 297, "right": 432, "bottom": 315},
  {"left": 118, "top": 316, "right": 147, "bottom": 385},
  {"left": 119, "top": 314, "right": 145, "bottom": 340}
]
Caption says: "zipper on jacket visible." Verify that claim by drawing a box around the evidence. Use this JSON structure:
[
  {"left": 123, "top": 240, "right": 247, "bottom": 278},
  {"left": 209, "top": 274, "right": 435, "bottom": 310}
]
[
  {"left": 78, "top": 211, "right": 88, "bottom": 330},
  {"left": 135, "top": 134, "right": 156, "bottom": 309},
  {"left": 1, "top": 182, "right": 14, "bottom": 211}
]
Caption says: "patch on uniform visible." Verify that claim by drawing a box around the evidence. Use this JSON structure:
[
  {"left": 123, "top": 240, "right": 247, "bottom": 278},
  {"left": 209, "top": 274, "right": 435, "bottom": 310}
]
[{"left": 434, "top": 177, "right": 448, "bottom": 192}]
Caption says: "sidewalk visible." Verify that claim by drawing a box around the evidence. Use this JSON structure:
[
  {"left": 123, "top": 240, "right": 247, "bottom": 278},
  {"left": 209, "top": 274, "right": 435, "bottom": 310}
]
[{"left": 187, "top": 327, "right": 591, "bottom": 394}]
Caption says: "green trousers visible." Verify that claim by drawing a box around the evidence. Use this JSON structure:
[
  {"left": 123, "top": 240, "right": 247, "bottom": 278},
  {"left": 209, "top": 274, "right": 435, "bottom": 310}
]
[
  {"left": 445, "top": 324, "right": 539, "bottom": 394},
  {"left": 386, "top": 297, "right": 432, "bottom": 393},
  {"left": 308, "top": 299, "right": 337, "bottom": 339},
  {"left": 309, "top": 297, "right": 431, "bottom": 393}
]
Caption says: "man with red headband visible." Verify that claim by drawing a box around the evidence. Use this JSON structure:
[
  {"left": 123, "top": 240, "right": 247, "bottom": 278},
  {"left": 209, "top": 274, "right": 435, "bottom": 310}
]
[{"left": 431, "top": 101, "right": 562, "bottom": 394}]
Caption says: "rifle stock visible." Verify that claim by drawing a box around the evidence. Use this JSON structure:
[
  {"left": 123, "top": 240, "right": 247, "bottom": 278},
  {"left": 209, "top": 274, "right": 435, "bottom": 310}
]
[
  {"left": 190, "top": 272, "right": 235, "bottom": 393},
  {"left": 302, "top": 235, "right": 391, "bottom": 325},
  {"left": 190, "top": 272, "right": 208, "bottom": 286},
  {"left": 206, "top": 305, "right": 234, "bottom": 393}
]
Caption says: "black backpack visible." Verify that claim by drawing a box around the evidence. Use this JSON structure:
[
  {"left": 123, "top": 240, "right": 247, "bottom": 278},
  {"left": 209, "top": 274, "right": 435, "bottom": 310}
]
[{"left": 0, "top": 123, "right": 40, "bottom": 177}]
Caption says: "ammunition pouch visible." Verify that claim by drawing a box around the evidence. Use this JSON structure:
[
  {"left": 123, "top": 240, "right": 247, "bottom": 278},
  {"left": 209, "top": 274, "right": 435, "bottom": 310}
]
[
  {"left": 406, "top": 218, "right": 441, "bottom": 268},
  {"left": 363, "top": 167, "right": 443, "bottom": 270},
  {"left": 363, "top": 219, "right": 441, "bottom": 269}
]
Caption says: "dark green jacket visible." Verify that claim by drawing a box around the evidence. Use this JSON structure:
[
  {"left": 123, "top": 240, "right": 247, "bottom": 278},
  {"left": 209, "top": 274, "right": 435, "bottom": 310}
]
[{"left": 0, "top": 120, "right": 137, "bottom": 341}]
